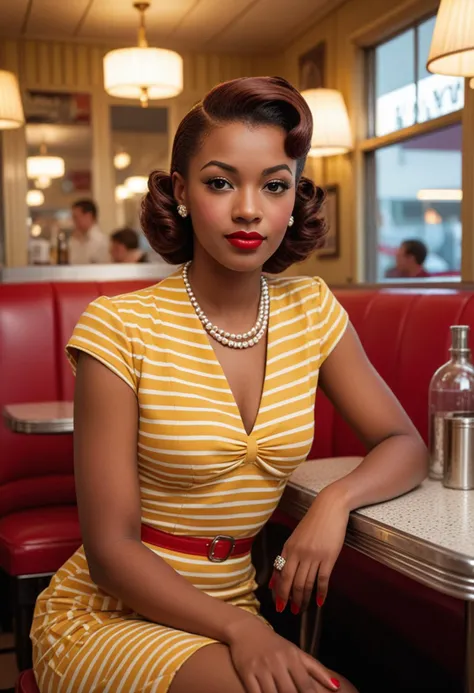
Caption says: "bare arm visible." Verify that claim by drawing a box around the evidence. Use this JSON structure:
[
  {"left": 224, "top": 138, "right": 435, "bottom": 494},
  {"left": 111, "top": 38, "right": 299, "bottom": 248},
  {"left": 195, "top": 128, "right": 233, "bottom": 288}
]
[
  {"left": 74, "top": 353, "right": 255, "bottom": 644},
  {"left": 318, "top": 323, "right": 428, "bottom": 510}
]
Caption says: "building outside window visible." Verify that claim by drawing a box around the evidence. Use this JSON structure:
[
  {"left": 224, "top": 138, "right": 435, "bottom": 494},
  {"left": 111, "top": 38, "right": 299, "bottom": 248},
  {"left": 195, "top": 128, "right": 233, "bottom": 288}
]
[{"left": 364, "top": 15, "right": 464, "bottom": 281}]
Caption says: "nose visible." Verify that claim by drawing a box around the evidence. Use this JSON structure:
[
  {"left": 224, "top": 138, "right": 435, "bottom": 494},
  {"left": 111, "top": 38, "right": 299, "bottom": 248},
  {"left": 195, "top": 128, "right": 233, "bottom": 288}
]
[{"left": 232, "top": 186, "right": 262, "bottom": 225}]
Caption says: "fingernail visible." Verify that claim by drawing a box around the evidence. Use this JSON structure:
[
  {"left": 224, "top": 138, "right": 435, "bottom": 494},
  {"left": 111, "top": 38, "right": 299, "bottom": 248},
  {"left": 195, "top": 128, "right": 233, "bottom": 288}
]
[
  {"left": 276, "top": 597, "right": 286, "bottom": 613},
  {"left": 269, "top": 576, "right": 275, "bottom": 590},
  {"left": 316, "top": 595, "right": 324, "bottom": 607},
  {"left": 290, "top": 601, "right": 300, "bottom": 615},
  {"left": 330, "top": 678, "right": 340, "bottom": 689}
]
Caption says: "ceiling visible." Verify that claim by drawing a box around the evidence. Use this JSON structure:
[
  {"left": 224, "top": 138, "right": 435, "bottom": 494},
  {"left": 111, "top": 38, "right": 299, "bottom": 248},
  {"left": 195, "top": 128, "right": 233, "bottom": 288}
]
[{"left": 0, "top": 0, "right": 335, "bottom": 53}]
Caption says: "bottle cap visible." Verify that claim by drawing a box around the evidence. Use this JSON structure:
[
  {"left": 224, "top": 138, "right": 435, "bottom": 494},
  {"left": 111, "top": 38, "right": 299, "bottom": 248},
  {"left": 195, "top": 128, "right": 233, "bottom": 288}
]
[{"left": 451, "top": 325, "right": 470, "bottom": 351}]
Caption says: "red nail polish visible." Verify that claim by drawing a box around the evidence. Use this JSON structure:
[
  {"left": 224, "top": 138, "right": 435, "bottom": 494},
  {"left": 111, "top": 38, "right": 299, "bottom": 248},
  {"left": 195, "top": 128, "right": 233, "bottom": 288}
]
[
  {"left": 269, "top": 576, "right": 275, "bottom": 590},
  {"left": 276, "top": 597, "right": 286, "bottom": 613},
  {"left": 330, "top": 678, "right": 340, "bottom": 689},
  {"left": 316, "top": 595, "right": 325, "bottom": 607},
  {"left": 290, "top": 601, "right": 300, "bottom": 615}
]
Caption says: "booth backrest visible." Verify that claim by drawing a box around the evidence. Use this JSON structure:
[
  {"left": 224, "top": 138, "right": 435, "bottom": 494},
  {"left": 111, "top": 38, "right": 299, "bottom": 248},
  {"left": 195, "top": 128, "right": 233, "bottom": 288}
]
[
  {"left": 0, "top": 280, "right": 156, "bottom": 517},
  {"left": 310, "top": 288, "right": 474, "bottom": 459},
  {"left": 2, "top": 280, "right": 474, "bottom": 518}
]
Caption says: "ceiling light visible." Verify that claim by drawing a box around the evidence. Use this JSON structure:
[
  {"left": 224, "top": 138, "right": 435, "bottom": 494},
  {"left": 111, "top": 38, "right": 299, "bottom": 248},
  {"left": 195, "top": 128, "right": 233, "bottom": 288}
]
[
  {"left": 427, "top": 0, "right": 474, "bottom": 77},
  {"left": 103, "top": 2, "right": 183, "bottom": 107},
  {"left": 0, "top": 70, "right": 24, "bottom": 129},
  {"left": 302, "top": 89, "right": 353, "bottom": 157},
  {"left": 115, "top": 184, "right": 133, "bottom": 201},
  {"left": 26, "top": 190, "right": 45, "bottom": 207},
  {"left": 417, "top": 188, "right": 463, "bottom": 201},
  {"left": 114, "top": 151, "right": 131, "bottom": 170},
  {"left": 125, "top": 176, "right": 148, "bottom": 193},
  {"left": 27, "top": 144, "right": 64, "bottom": 179},
  {"left": 35, "top": 175, "right": 52, "bottom": 189}
]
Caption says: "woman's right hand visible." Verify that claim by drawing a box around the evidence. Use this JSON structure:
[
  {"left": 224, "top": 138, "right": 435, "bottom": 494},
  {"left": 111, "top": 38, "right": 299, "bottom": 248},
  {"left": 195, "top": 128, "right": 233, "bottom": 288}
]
[{"left": 227, "top": 620, "right": 340, "bottom": 693}]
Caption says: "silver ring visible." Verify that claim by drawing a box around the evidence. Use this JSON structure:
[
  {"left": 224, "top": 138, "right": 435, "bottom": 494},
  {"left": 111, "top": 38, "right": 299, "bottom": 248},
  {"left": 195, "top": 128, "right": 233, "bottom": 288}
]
[{"left": 273, "top": 555, "right": 286, "bottom": 572}]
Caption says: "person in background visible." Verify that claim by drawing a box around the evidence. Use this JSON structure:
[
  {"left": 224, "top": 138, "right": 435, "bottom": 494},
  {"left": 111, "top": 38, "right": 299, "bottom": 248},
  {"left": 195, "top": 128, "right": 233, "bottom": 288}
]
[
  {"left": 386, "top": 239, "right": 430, "bottom": 279},
  {"left": 110, "top": 227, "right": 148, "bottom": 263},
  {"left": 69, "top": 199, "right": 110, "bottom": 264}
]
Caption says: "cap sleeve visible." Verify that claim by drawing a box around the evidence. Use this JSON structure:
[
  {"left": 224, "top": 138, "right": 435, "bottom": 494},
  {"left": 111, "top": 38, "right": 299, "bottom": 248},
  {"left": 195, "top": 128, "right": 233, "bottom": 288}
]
[
  {"left": 312, "top": 277, "right": 348, "bottom": 368},
  {"left": 66, "top": 296, "right": 137, "bottom": 393}
]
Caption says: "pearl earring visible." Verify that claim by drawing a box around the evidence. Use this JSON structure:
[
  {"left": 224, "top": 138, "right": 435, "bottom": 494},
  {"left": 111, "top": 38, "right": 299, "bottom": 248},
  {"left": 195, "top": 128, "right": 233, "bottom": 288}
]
[
  {"left": 177, "top": 204, "right": 188, "bottom": 218},
  {"left": 288, "top": 215, "right": 294, "bottom": 228}
]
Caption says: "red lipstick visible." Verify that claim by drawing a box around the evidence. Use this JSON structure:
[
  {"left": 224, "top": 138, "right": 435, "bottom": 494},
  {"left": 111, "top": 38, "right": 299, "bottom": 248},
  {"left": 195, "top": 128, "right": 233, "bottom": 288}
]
[{"left": 225, "top": 231, "right": 264, "bottom": 250}]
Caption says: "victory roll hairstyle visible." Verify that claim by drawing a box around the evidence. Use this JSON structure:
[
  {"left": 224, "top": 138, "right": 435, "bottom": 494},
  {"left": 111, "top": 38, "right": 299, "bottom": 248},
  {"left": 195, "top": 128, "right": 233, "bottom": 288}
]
[{"left": 141, "top": 76, "right": 327, "bottom": 273}]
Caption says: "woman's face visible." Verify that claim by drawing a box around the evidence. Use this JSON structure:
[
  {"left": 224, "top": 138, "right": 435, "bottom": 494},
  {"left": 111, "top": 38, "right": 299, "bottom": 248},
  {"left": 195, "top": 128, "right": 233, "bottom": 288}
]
[{"left": 173, "top": 122, "right": 296, "bottom": 273}]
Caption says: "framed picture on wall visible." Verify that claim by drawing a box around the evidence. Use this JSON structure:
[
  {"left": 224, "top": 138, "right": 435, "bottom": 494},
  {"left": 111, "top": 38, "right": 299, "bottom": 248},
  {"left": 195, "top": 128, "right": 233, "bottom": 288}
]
[
  {"left": 298, "top": 42, "right": 326, "bottom": 91},
  {"left": 318, "top": 185, "right": 339, "bottom": 259}
]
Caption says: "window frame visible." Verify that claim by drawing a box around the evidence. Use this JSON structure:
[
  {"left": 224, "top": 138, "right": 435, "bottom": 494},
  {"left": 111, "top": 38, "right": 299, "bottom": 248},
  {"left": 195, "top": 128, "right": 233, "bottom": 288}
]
[{"left": 361, "top": 13, "right": 464, "bottom": 283}]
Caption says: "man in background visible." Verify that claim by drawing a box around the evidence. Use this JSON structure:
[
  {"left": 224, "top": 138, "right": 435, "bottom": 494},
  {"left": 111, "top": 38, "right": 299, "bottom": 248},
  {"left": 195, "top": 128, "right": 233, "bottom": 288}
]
[
  {"left": 110, "top": 227, "right": 148, "bottom": 263},
  {"left": 386, "top": 239, "right": 430, "bottom": 278},
  {"left": 69, "top": 199, "right": 110, "bottom": 264}
]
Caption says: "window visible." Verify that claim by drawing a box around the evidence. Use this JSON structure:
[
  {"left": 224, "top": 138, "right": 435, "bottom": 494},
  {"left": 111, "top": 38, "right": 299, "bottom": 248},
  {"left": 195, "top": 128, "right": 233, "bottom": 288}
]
[{"left": 365, "top": 15, "right": 464, "bottom": 281}]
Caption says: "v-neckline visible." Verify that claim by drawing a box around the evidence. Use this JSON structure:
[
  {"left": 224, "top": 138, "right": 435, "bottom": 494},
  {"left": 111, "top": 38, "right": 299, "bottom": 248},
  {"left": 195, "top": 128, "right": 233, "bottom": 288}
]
[{"left": 181, "top": 271, "right": 273, "bottom": 438}]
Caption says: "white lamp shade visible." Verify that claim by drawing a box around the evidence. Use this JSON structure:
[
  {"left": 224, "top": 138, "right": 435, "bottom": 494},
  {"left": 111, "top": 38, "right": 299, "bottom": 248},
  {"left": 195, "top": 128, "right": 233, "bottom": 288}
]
[
  {"left": 0, "top": 70, "right": 24, "bottom": 129},
  {"left": 125, "top": 176, "right": 148, "bottom": 194},
  {"left": 115, "top": 184, "right": 133, "bottom": 201},
  {"left": 114, "top": 151, "right": 131, "bottom": 170},
  {"left": 427, "top": 0, "right": 474, "bottom": 76},
  {"left": 104, "top": 47, "right": 183, "bottom": 100},
  {"left": 26, "top": 190, "right": 45, "bottom": 207},
  {"left": 302, "top": 89, "right": 352, "bottom": 157},
  {"left": 34, "top": 175, "right": 52, "bottom": 189},
  {"left": 27, "top": 155, "right": 65, "bottom": 179}
]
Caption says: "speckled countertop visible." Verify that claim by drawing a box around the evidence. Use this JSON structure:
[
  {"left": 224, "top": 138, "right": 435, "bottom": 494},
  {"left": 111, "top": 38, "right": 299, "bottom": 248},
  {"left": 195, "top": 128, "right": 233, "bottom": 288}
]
[{"left": 284, "top": 457, "right": 474, "bottom": 562}]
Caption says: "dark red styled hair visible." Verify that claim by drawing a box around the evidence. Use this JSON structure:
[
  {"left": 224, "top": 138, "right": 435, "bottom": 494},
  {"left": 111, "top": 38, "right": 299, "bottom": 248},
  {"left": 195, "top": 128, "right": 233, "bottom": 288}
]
[{"left": 141, "top": 76, "right": 327, "bottom": 272}]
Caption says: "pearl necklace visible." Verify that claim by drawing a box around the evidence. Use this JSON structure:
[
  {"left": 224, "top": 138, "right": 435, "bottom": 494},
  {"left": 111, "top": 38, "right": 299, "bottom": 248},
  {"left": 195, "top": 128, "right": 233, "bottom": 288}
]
[{"left": 182, "top": 261, "right": 270, "bottom": 349}]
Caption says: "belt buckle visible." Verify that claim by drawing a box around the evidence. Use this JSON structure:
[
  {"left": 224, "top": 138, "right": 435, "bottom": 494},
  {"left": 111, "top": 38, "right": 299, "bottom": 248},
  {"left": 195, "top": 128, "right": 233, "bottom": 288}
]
[{"left": 208, "top": 535, "right": 236, "bottom": 563}]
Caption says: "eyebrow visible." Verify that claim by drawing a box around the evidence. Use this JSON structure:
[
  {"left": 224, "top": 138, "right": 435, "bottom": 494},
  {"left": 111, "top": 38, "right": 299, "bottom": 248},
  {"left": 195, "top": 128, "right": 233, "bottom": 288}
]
[{"left": 200, "top": 160, "right": 293, "bottom": 176}]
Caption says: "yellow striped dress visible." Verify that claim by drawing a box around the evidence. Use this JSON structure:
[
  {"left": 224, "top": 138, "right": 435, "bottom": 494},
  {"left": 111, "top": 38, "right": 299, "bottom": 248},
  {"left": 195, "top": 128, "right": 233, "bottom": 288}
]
[{"left": 31, "top": 269, "right": 348, "bottom": 693}]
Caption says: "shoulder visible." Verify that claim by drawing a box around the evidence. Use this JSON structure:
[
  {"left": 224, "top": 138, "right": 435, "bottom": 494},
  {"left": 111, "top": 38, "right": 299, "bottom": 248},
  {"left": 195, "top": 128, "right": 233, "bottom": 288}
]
[
  {"left": 91, "top": 270, "right": 184, "bottom": 326},
  {"left": 268, "top": 274, "right": 331, "bottom": 309},
  {"left": 269, "top": 274, "right": 347, "bottom": 341}
]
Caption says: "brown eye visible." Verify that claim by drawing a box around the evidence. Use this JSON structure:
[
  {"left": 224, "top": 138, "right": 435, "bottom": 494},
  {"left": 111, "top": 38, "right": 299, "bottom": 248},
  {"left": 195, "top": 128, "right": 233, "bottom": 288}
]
[
  {"left": 206, "top": 177, "right": 232, "bottom": 191},
  {"left": 265, "top": 180, "right": 289, "bottom": 194}
]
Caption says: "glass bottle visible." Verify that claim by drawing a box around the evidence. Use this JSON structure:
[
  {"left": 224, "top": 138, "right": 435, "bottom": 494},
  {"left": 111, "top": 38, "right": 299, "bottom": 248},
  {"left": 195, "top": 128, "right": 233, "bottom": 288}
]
[
  {"left": 57, "top": 230, "right": 69, "bottom": 265},
  {"left": 429, "top": 325, "right": 474, "bottom": 479}
]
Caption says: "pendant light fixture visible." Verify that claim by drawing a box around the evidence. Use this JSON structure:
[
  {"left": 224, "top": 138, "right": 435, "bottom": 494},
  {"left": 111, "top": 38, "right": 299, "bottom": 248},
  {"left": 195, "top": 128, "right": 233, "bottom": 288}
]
[
  {"left": 0, "top": 70, "right": 24, "bottom": 129},
  {"left": 103, "top": 2, "right": 183, "bottom": 107},
  {"left": 427, "top": 0, "right": 474, "bottom": 83},
  {"left": 114, "top": 151, "right": 131, "bottom": 170},
  {"left": 301, "top": 89, "right": 353, "bottom": 157},
  {"left": 27, "top": 143, "right": 65, "bottom": 180}
]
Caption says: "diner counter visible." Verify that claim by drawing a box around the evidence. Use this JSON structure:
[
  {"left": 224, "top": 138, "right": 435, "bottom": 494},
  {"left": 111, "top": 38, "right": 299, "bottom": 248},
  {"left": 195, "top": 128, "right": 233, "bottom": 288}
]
[
  {"left": 0, "top": 262, "right": 177, "bottom": 283},
  {"left": 281, "top": 457, "right": 474, "bottom": 601}
]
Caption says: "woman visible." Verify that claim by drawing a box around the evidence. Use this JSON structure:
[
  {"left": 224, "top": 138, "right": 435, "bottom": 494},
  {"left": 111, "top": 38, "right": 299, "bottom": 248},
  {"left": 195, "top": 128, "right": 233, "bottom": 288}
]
[{"left": 31, "top": 76, "right": 428, "bottom": 693}]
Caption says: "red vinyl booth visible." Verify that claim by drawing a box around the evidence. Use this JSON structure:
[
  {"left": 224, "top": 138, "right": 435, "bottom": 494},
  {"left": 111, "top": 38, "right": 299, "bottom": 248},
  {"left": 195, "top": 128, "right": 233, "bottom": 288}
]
[
  {"left": 2, "top": 280, "right": 473, "bottom": 688},
  {"left": 0, "top": 279, "right": 157, "bottom": 670}
]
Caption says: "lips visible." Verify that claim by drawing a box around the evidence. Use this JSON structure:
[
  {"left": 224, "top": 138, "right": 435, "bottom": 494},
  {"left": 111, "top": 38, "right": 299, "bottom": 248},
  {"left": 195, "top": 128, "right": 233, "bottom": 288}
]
[
  {"left": 225, "top": 231, "right": 265, "bottom": 251},
  {"left": 226, "top": 231, "right": 265, "bottom": 240}
]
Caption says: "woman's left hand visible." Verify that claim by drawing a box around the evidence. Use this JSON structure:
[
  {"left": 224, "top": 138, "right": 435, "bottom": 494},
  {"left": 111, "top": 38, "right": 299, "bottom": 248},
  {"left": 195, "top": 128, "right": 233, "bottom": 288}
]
[{"left": 270, "top": 485, "right": 350, "bottom": 614}]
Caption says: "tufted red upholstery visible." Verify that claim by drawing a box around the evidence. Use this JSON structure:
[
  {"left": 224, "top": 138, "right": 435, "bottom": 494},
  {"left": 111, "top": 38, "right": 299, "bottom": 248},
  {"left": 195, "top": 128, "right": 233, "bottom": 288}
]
[
  {"left": 309, "top": 288, "right": 474, "bottom": 459},
  {"left": 0, "top": 279, "right": 157, "bottom": 576}
]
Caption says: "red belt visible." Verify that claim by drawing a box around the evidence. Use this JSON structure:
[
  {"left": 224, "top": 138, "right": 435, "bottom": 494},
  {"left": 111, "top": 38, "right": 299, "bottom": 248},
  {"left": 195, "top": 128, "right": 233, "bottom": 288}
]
[{"left": 141, "top": 524, "right": 255, "bottom": 563}]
